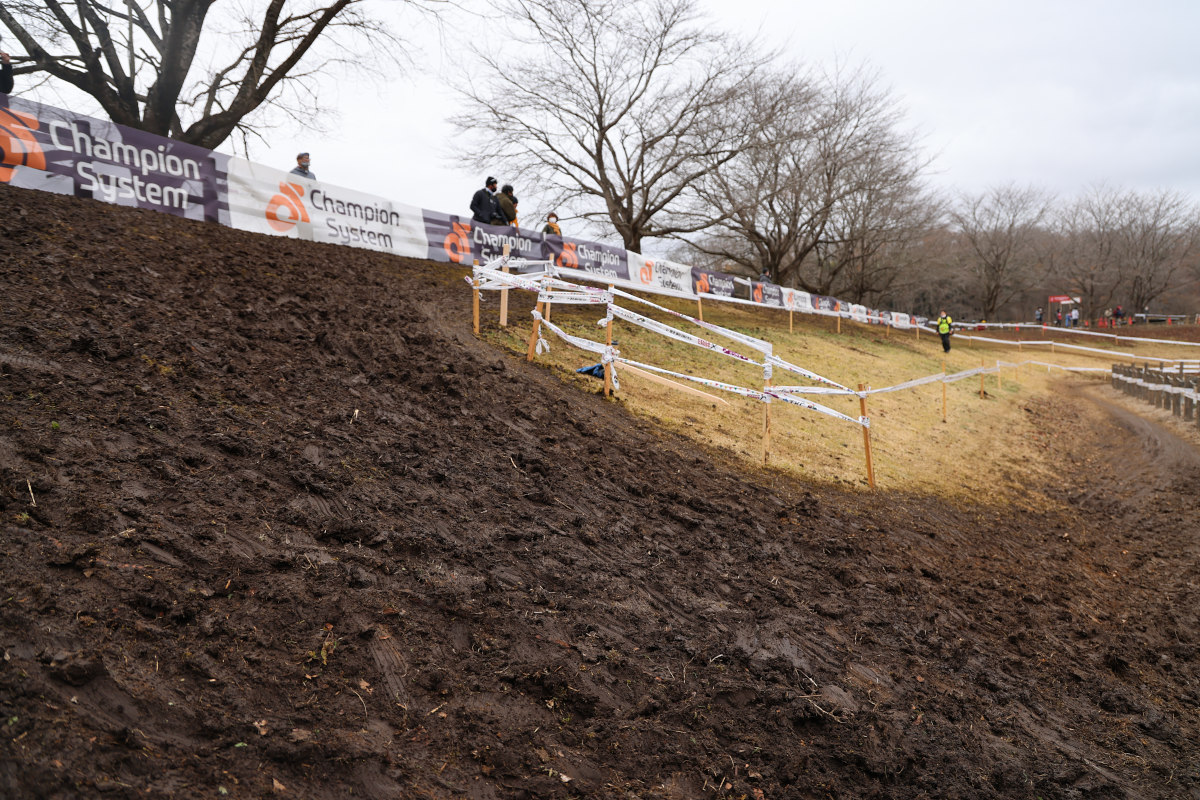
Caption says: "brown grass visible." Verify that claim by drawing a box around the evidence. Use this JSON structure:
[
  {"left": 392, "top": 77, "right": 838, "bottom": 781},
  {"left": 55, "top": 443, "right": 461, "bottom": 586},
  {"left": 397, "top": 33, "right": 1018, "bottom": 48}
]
[{"left": 477, "top": 284, "right": 1200, "bottom": 506}]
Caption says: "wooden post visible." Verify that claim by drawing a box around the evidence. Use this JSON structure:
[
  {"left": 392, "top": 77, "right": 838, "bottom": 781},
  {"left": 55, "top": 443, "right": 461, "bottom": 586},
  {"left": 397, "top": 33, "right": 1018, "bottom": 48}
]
[
  {"left": 499, "top": 244, "right": 511, "bottom": 326},
  {"left": 858, "top": 384, "right": 876, "bottom": 489},
  {"left": 789, "top": 309, "right": 794, "bottom": 334},
  {"left": 526, "top": 299, "right": 545, "bottom": 362},
  {"left": 471, "top": 259, "right": 481, "bottom": 336},
  {"left": 916, "top": 324, "right": 920, "bottom": 341},
  {"left": 996, "top": 359, "right": 1002, "bottom": 390},
  {"left": 836, "top": 315, "right": 841, "bottom": 334},
  {"left": 941, "top": 359, "right": 947, "bottom": 423},
  {"left": 603, "top": 285, "right": 615, "bottom": 397},
  {"left": 762, "top": 382, "right": 772, "bottom": 466},
  {"left": 979, "top": 358, "right": 986, "bottom": 399}
]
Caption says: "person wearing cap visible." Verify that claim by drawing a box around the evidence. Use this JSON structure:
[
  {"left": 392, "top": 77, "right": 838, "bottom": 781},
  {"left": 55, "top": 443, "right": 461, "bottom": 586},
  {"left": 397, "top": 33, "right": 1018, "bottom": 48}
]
[
  {"left": 470, "top": 176, "right": 500, "bottom": 224},
  {"left": 290, "top": 152, "right": 315, "bottom": 180},
  {"left": 542, "top": 213, "right": 561, "bottom": 236}
]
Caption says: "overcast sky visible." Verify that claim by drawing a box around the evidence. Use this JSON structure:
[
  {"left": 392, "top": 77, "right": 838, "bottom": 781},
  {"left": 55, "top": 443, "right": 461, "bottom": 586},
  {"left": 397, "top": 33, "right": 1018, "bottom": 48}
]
[
  {"left": 11, "top": 1, "right": 1199, "bottom": 226},
  {"left": 242, "top": 0, "right": 1200, "bottom": 224}
]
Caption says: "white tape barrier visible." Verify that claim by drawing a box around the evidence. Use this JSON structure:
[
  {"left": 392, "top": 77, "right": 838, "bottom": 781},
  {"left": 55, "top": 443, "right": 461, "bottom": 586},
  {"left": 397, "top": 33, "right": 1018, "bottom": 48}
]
[
  {"left": 531, "top": 309, "right": 867, "bottom": 427},
  {"left": 476, "top": 264, "right": 851, "bottom": 393},
  {"left": 611, "top": 287, "right": 773, "bottom": 355},
  {"left": 962, "top": 321, "right": 1200, "bottom": 349}
]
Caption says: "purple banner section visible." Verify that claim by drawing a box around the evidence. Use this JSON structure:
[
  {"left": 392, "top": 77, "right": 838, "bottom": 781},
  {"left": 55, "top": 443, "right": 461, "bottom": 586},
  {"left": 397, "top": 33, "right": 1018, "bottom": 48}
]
[
  {"left": 1, "top": 95, "right": 228, "bottom": 222},
  {"left": 752, "top": 282, "right": 785, "bottom": 308},
  {"left": 693, "top": 268, "right": 737, "bottom": 297},
  {"left": 544, "top": 235, "right": 629, "bottom": 281},
  {"left": 421, "top": 210, "right": 543, "bottom": 265},
  {"left": 813, "top": 295, "right": 843, "bottom": 313}
]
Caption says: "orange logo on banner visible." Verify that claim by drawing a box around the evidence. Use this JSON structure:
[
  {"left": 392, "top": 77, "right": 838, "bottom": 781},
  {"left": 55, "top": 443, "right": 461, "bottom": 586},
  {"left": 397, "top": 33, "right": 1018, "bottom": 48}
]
[
  {"left": 556, "top": 242, "right": 579, "bottom": 269},
  {"left": 443, "top": 221, "right": 471, "bottom": 263},
  {"left": 640, "top": 260, "right": 654, "bottom": 284},
  {"left": 265, "top": 182, "right": 309, "bottom": 232},
  {"left": 753, "top": 284, "right": 764, "bottom": 303},
  {"left": 0, "top": 107, "right": 47, "bottom": 183},
  {"left": 697, "top": 272, "right": 710, "bottom": 294}
]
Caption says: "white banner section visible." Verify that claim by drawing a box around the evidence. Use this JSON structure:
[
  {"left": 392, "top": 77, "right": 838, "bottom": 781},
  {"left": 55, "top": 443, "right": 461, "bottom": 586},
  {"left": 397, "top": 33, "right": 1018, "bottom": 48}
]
[{"left": 225, "top": 157, "right": 427, "bottom": 258}]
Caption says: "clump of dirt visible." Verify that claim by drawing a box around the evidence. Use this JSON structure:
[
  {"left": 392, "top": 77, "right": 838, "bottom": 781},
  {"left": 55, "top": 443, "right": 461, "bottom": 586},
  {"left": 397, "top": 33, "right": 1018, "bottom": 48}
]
[{"left": 1, "top": 184, "right": 1198, "bottom": 799}]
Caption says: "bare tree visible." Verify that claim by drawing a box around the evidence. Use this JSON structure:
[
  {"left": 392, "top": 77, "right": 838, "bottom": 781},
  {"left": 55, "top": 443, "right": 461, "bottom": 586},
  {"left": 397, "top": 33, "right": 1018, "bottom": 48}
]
[
  {"left": 950, "top": 184, "right": 1053, "bottom": 319},
  {"left": 1122, "top": 189, "right": 1199, "bottom": 314},
  {"left": 684, "top": 65, "right": 932, "bottom": 294},
  {"left": 0, "top": 0, "right": 420, "bottom": 149},
  {"left": 450, "top": 0, "right": 769, "bottom": 252},
  {"left": 1052, "top": 186, "right": 1199, "bottom": 319},
  {"left": 1051, "top": 185, "right": 1127, "bottom": 319}
]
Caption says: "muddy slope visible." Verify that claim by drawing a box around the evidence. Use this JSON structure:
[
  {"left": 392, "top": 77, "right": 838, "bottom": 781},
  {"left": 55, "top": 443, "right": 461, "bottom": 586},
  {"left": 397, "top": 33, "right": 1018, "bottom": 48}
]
[{"left": 1, "top": 184, "right": 1198, "bottom": 799}]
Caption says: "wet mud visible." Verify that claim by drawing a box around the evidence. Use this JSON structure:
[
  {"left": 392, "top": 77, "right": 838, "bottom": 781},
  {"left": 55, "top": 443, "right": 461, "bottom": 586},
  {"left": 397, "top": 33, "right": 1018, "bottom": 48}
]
[{"left": 2, "top": 185, "right": 1198, "bottom": 799}]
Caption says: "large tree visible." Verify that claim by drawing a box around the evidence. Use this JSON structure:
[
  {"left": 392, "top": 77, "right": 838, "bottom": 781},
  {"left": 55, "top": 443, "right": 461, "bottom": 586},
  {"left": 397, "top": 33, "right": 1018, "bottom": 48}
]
[
  {"left": 683, "top": 65, "right": 933, "bottom": 294},
  {"left": 450, "top": 0, "right": 769, "bottom": 252},
  {"left": 0, "top": 0, "right": 416, "bottom": 149}
]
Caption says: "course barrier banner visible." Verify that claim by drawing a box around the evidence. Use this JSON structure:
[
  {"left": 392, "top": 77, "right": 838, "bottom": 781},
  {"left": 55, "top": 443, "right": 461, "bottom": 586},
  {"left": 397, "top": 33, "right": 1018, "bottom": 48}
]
[
  {"left": 1, "top": 95, "right": 227, "bottom": 222},
  {"left": 544, "top": 234, "right": 630, "bottom": 281},
  {"left": 226, "top": 157, "right": 427, "bottom": 257},
  {"left": 631, "top": 257, "right": 696, "bottom": 297}
]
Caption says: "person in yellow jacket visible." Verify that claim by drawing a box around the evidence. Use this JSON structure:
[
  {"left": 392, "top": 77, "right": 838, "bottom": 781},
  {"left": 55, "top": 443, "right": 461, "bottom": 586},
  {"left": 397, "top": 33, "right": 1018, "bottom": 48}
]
[{"left": 936, "top": 310, "right": 953, "bottom": 352}]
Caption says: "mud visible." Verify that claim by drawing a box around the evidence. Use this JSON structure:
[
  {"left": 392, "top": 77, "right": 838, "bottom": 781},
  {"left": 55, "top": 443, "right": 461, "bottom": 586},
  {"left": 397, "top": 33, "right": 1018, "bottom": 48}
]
[{"left": 1, "top": 184, "right": 1198, "bottom": 799}]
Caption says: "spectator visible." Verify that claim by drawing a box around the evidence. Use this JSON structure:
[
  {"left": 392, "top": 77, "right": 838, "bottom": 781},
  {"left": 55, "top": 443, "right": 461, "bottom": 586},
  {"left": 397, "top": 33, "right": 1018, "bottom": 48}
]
[
  {"left": 1055, "top": 310, "right": 1063, "bottom": 326},
  {"left": 290, "top": 152, "right": 316, "bottom": 180},
  {"left": 497, "top": 184, "right": 518, "bottom": 226},
  {"left": 758, "top": 267, "right": 771, "bottom": 283},
  {"left": 542, "top": 213, "right": 561, "bottom": 236},
  {"left": 1114, "top": 305, "right": 1125, "bottom": 325},
  {"left": 1035, "top": 306, "right": 1043, "bottom": 324},
  {"left": 470, "top": 176, "right": 499, "bottom": 224},
  {"left": 1070, "top": 307, "right": 1080, "bottom": 327},
  {"left": 1, "top": 52, "right": 13, "bottom": 95},
  {"left": 936, "top": 310, "right": 953, "bottom": 353}
]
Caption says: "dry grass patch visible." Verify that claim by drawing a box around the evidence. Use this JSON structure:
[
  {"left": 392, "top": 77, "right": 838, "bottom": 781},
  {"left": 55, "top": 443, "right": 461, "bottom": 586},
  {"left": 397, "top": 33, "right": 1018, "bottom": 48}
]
[{"left": 475, "top": 284, "right": 1198, "bottom": 505}]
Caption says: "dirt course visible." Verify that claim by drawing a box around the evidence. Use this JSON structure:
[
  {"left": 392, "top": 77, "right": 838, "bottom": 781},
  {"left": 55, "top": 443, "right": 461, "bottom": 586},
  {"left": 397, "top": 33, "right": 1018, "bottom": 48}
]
[{"left": 2, "top": 184, "right": 1198, "bottom": 799}]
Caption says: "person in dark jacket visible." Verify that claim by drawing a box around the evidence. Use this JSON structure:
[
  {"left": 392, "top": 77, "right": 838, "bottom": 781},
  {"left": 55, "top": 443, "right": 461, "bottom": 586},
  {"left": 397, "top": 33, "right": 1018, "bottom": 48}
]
[
  {"left": 470, "top": 177, "right": 500, "bottom": 224},
  {"left": 542, "top": 212, "right": 561, "bottom": 235},
  {"left": 1, "top": 52, "right": 14, "bottom": 95},
  {"left": 497, "top": 184, "right": 518, "bottom": 226}
]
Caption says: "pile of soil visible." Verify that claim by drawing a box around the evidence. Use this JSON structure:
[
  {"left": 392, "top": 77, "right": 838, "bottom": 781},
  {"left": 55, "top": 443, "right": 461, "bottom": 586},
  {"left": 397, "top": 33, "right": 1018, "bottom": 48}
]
[{"left": 1, "top": 184, "right": 1197, "bottom": 799}]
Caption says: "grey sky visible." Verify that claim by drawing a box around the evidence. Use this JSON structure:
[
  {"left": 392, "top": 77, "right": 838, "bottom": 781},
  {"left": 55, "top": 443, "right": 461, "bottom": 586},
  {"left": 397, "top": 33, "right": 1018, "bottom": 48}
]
[
  {"left": 9, "top": 1, "right": 1199, "bottom": 223},
  {"left": 250, "top": 0, "right": 1200, "bottom": 226}
]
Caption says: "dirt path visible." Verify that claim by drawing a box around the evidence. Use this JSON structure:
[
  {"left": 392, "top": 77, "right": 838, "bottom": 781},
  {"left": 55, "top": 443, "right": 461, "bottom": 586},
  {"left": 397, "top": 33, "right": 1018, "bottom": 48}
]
[{"left": 2, "top": 184, "right": 1198, "bottom": 799}]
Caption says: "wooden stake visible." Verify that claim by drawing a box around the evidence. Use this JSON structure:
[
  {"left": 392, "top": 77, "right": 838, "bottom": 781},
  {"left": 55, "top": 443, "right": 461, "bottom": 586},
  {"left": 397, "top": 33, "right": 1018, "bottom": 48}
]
[
  {"left": 697, "top": 296, "right": 704, "bottom": 321},
  {"left": 837, "top": 315, "right": 841, "bottom": 334},
  {"left": 941, "top": 359, "right": 947, "bottom": 423},
  {"left": 499, "top": 244, "right": 511, "bottom": 326},
  {"left": 526, "top": 299, "right": 544, "bottom": 362},
  {"left": 979, "top": 358, "right": 986, "bottom": 399},
  {"left": 471, "top": 259, "right": 480, "bottom": 336},
  {"left": 603, "top": 285, "right": 615, "bottom": 397},
  {"left": 762, "top": 377, "right": 772, "bottom": 466},
  {"left": 789, "top": 309, "right": 794, "bottom": 334},
  {"left": 858, "top": 384, "right": 876, "bottom": 489},
  {"left": 996, "top": 359, "right": 1002, "bottom": 390}
]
